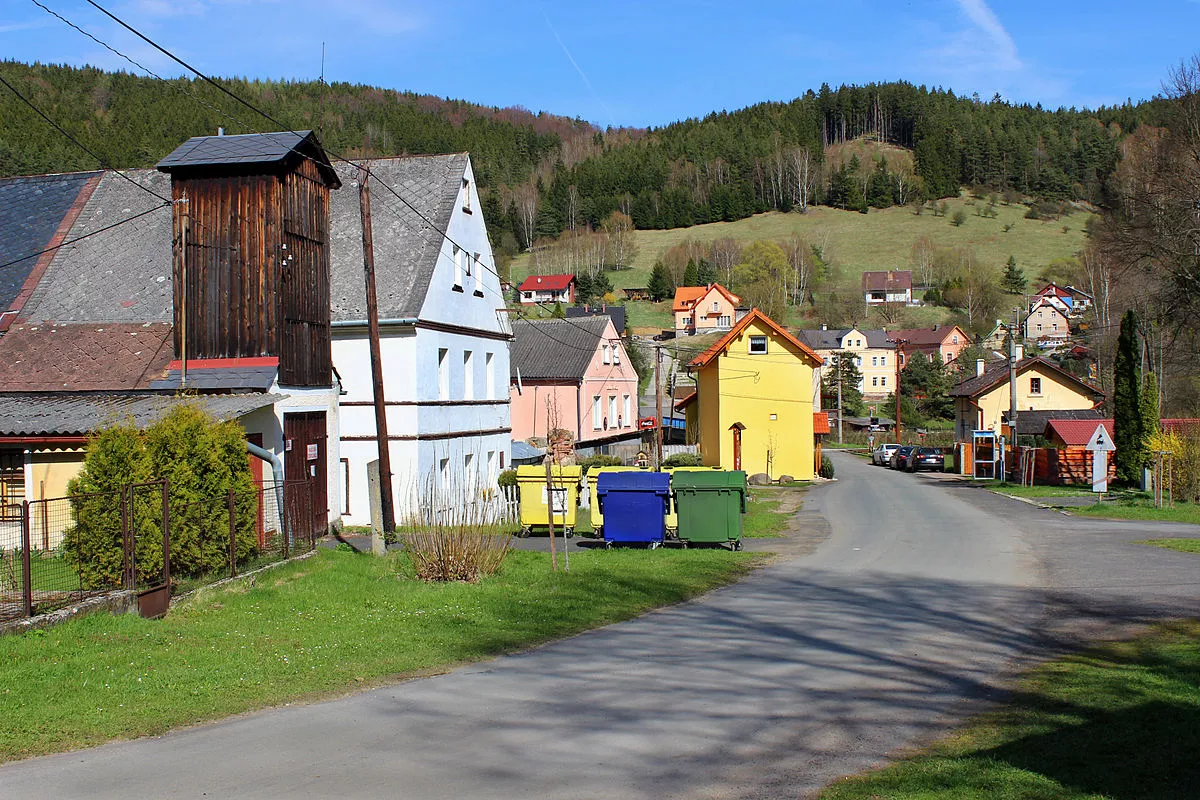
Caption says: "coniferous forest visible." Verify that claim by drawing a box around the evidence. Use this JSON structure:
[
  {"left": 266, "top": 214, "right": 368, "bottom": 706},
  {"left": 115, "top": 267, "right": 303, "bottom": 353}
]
[{"left": 0, "top": 60, "right": 1165, "bottom": 257}]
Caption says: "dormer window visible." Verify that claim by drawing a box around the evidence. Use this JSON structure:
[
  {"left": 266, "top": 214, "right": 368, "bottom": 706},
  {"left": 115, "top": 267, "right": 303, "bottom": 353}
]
[{"left": 749, "top": 335, "right": 768, "bottom": 354}]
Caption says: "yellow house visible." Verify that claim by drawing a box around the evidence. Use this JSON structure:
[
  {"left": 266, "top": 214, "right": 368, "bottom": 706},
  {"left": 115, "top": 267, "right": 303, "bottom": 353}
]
[
  {"left": 684, "top": 310, "right": 824, "bottom": 480},
  {"left": 949, "top": 356, "right": 1104, "bottom": 443}
]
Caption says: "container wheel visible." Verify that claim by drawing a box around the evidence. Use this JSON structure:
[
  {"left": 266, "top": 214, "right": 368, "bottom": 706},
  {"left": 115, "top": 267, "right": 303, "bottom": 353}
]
[
  {"left": 519, "top": 527, "right": 531, "bottom": 538},
  {"left": 650, "top": 541, "right": 661, "bottom": 550},
  {"left": 732, "top": 540, "right": 743, "bottom": 551},
  {"left": 604, "top": 541, "right": 613, "bottom": 550},
  {"left": 565, "top": 528, "right": 574, "bottom": 539}
]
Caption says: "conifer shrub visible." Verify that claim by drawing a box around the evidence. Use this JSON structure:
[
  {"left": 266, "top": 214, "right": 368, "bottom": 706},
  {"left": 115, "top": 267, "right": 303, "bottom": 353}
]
[
  {"left": 64, "top": 404, "right": 258, "bottom": 588},
  {"left": 662, "top": 452, "right": 704, "bottom": 468}
]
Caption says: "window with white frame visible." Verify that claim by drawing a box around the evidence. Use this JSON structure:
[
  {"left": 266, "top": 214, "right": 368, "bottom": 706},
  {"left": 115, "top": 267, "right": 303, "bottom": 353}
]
[
  {"left": 613, "top": 344, "right": 620, "bottom": 364},
  {"left": 1030, "top": 376, "right": 1042, "bottom": 395},
  {"left": 748, "top": 335, "right": 768, "bottom": 354},
  {"left": 437, "top": 348, "right": 449, "bottom": 400},
  {"left": 439, "top": 457, "right": 450, "bottom": 489},
  {"left": 463, "top": 453, "right": 475, "bottom": 496},
  {"left": 487, "top": 450, "right": 496, "bottom": 483},
  {"left": 872, "top": 377, "right": 878, "bottom": 387},
  {"left": 452, "top": 246, "right": 462, "bottom": 288},
  {"left": 712, "top": 300, "right": 719, "bottom": 312},
  {"left": 608, "top": 395, "right": 617, "bottom": 428},
  {"left": 592, "top": 396, "right": 602, "bottom": 429},
  {"left": 871, "top": 356, "right": 878, "bottom": 366},
  {"left": 623, "top": 394, "right": 631, "bottom": 426},
  {"left": 952, "top": 335, "right": 959, "bottom": 344},
  {"left": 718, "top": 315, "right": 731, "bottom": 327},
  {"left": 462, "top": 177, "right": 471, "bottom": 212},
  {"left": 463, "top": 350, "right": 474, "bottom": 400},
  {"left": 602, "top": 344, "right": 611, "bottom": 364},
  {"left": 473, "top": 253, "right": 483, "bottom": 294},
  {"left": 881, "top": 375, "right": 887, "bottom": 387},
  {"left": 485, "top": 352, "right": 495, "bottom": 399},
  {"left": 881, "top": 355, "right": 887, "bottom": 366}
]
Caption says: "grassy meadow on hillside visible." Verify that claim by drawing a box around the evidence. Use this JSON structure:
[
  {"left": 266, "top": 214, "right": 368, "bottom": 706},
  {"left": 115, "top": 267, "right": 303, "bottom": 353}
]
[{"left": 510, "top": 198, "right": 1092, "bottom": 332}]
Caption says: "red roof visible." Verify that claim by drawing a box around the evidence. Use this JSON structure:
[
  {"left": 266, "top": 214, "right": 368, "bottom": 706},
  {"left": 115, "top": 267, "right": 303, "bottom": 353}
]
[
  {"left": 0, "top": 323, "right": 174, "bottom": 391},
  {"left": 1045, "top": 419, "right": 1113, "bottom": 447},
  {"left": 813, "top": 411, "right": 831, "bottom": 435},
  {"left": 672, "top": 283, "right": 740, "bottom": 313},
  {"left": 517, "top": 274, "right": 575, "bottom": 292},
  {"left": 1035, "top": 283, "right": 1072, "bottom": 299},
  {"left": 861, "top": 270, "right": 912, "bottom": 291},
  {"left": 891, "top": 325, "right": 970, "bottom": 348},
  {"left": 688, "top": 309, "right": 823, "bottom": 369}
]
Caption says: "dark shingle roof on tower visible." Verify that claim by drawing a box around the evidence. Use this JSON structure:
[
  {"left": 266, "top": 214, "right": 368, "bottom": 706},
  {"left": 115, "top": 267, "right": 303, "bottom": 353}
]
[
  {"left": 156, "top": 130, "right": 340, "bottom": 187},
  {"left": 509, "top": 316, "right": 611, "bottom": 380}
]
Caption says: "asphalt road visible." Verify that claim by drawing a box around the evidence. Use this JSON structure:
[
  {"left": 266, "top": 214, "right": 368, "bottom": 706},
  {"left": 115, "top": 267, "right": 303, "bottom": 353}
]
[{"left": 2, "top": 451, "right": 1198, "bottom": 799}]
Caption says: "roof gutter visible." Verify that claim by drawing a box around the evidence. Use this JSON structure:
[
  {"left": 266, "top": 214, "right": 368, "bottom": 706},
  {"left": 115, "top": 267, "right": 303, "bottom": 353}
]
[{"left": 331, "top": 317, "right": 419, "bottom": 328}]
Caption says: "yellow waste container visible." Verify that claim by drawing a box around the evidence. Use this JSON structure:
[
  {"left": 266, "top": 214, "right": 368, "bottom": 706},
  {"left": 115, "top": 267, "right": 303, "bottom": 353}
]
[
  {"left": 517, "top": 465, "right": 582, "bottom": 537},
  {"left": 664, "top": 465, "right": 721, "bottom": 536},
  {"left": 585, "top": 466, "right": 643, "bottom": 537}
]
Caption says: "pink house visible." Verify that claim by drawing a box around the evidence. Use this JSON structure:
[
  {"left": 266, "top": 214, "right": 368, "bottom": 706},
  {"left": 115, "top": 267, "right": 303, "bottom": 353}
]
[{"left": 509, "top": 316, "right": 640, "bottom": 445}]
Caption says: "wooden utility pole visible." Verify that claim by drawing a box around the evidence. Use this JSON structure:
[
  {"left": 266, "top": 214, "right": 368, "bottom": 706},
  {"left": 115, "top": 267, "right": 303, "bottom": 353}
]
[
  {"left": 178, "top": 195, "right": 189, "bottom": 389},
  {"left": 358, "top": 166, "right": 395, "bottom": 534},
  {"left": 892, "top": 338, "right": 906, "bottom": 443},
  {"left": 655, "top": 345, "right": 663, "bottom": 468},
  {"left": 1008, "top": 307, "right": 1020, "bottom": 482},
  {"left": 836, "top": 355, "right": 844, "bottom": 444}
]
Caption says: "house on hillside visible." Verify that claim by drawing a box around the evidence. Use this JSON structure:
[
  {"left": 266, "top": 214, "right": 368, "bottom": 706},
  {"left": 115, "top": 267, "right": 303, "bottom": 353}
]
[
  {"left": 517, "top": 274, "right": 575, "bottom": 306},
  {"left": 1032, "top": 282, "right": 1092, "bottom": 316},
  {"left": 947, "top": 355, "right": 1104, "bottom": 477},
  {"left": 893, "top": 325, "right": 971, "bottom": 366},
  {"left": 979, "top": 320, "right": 1011, "bottom": 353},
  {"left": 861, "top": 270, "right": 913, "bottom": 306},
  {"left": 0, "top": 138, "right": 513, "bottom": 528},
  {"left": 672, "top": 283, "right": 741, "bottom": 335},
  {"left": 509, "top": 317, "right": 638, "bottom": 448},
  {"left": 0, "top": 130, "right": 344, "bottom": 535},
  {"left": 796, "top": 326, "right": 897, "bottom": 401},
  {"left": 682, "top": 310, "right": 823, "bottom": 480},
  {"left": 1025, "top": 298, "right": 1071, "bottom": 348}
]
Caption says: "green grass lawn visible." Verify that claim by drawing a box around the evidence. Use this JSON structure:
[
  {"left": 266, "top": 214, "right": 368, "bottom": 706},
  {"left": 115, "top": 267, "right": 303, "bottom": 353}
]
[
  {"left": 1070, "top": 501, "right": 1200, "bottom": 526},
  {"left": 820, "top": 620, "right": 1200, "bottom": 799},
  {"left": 986, "top": 482, "right": 1099, "bottom": 499},
  {"left": 0, "top": 547, "right": 759, "bottom": 761},
  {"left": 743, "top": 486, "right": 806, "bottom": 538},
  {"left": 1137, "top": 539, "right": 1200, "bottom": 554}
]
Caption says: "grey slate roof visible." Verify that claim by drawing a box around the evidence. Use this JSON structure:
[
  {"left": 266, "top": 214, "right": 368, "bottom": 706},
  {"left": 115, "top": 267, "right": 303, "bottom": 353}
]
[
  {"left": 18, "top": 169, "right": 174, "bottom": 324},
  {"left": 796, "top": 328, "right": 894, "bottom": 350},
  {"left": 15, "top": 153, "right": 469, "bottom": 325},
  {"left": 0, "top": 171, "right": 99, "bottom": 312},
  {"left": 329, "top": 154, "right": 468, "bottom": 321},
  {"left": 150, "top": 365, "right": 278, "bottom": 392},
  {"left": 0, "top": 393, "right": 282, "bottom": 436},
  {"left": 510, "top": 316, "right": 610, "bottom": 380},
  {"left": 566, "top": 305, "right": 626, "bottom": 335},
  {"left": 157, "top": 131, "right": 311, "bottom": 169}
]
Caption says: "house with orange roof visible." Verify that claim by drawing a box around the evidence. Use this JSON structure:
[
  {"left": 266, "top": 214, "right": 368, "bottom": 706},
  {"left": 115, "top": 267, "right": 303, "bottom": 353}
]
[
  {"left": 683, "top": 309, "right": 823, "bottom": 479},
  {"left": 672, "top": 283, "right": 741, "bottom": 335}
]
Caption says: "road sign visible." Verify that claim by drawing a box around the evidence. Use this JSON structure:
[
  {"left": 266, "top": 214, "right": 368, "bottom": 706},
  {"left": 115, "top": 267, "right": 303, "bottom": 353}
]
[
  {"left": 1084, "top": 424, "right": 1115, "bottom": 493},
  {"left": 1084, "top": 424, "right": 1116, "bottom": 452}
]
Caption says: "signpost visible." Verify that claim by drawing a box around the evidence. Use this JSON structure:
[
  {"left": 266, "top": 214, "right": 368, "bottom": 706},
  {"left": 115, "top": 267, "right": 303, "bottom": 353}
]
[{"left": 1084, "top": 424, "right": 1116, "bottom": 500}]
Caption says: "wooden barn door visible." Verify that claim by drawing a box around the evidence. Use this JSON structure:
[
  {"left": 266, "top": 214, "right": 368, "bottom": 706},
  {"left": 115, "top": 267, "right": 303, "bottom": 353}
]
[{"left": 284, "top": 412, "right": 328, "bottom": 540}]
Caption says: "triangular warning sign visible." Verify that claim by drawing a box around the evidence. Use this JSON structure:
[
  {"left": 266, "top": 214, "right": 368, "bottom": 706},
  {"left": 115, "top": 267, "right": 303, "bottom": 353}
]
[{"left": 1085, "top": 424, "right": 1116, "bottom": 452}]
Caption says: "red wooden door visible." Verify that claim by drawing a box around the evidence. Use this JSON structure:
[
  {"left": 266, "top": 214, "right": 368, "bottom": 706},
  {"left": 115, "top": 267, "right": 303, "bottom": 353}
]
[{"left": 283, "top": 412, "right": 328, "bottom": 539}]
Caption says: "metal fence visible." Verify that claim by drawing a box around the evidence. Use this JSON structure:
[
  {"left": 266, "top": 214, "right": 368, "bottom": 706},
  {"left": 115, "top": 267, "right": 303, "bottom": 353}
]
[{"left": 0, "top": 479, "right": 319, "bottom": 624}]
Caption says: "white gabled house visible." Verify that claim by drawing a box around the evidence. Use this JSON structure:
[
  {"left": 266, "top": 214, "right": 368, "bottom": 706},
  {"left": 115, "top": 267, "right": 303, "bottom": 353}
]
[{"left": 329, "top": 155, "right": 512, "bottom": 525}]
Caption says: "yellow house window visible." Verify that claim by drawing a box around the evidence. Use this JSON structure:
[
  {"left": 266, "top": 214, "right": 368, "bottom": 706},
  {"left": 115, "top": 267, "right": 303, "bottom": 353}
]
[{"left": 748, "top": 335, "right": 768, "bottom": 354}]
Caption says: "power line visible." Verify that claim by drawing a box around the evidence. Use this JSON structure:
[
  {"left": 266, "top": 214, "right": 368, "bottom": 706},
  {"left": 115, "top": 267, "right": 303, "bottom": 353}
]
[{"left": 0, "top": 203, "right": 167, "bottom": 273}]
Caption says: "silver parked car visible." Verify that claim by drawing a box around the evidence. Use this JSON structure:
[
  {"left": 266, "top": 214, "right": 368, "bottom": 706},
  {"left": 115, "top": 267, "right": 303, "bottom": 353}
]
[{"left": 872, "top": 443, "right": 901, "bottom": 465}]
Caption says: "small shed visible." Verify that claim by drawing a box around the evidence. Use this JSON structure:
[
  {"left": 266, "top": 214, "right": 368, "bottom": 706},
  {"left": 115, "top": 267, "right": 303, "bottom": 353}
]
[{"left": 1040, "top": 419, "right": 1117, "bottom": 485}]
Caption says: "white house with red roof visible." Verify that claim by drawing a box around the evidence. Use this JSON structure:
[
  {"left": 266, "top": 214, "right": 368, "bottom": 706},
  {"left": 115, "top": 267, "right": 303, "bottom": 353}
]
[
  {"left": 517, "top": 274, "right": 576, "bottom": 306},
  {"left": 861, "top": 270, "right": 913, "bottom": 306}
]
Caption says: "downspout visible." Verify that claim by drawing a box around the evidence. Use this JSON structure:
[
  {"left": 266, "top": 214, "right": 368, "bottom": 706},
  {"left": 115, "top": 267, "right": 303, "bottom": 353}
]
[{"left": 246, "top": 439, "right": 288, "bottom": 544}]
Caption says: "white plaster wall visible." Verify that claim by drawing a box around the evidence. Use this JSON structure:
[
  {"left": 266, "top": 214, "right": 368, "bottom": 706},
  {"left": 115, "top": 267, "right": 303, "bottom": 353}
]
[{"left": 274, "top": 384, "right": 342, "bottom": 528}]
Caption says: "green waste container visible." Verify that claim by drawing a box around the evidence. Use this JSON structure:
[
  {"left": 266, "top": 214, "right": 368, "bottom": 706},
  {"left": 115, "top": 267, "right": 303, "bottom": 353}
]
[
  {"left": 672, "top": 470, "right": 747, "bottom": 549},
  {"left": 517, "top": 465, "right": 582, "bottom": 537},
  {"left": 663, "top": 466, "right": 720, "bottom": 536}
]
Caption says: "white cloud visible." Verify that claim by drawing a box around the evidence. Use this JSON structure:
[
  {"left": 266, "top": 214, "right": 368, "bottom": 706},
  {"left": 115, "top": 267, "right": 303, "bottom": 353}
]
[{"left": 950, "top": 0, "right": 1021, "bottom": 71}]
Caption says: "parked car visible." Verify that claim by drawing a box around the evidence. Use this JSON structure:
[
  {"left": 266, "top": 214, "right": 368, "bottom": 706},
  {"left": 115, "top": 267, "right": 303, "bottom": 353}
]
[
  {"left": 872, "top": 443, "right": 900, "bottom": 466},
  {"left": 889, "top": 445, "right": 916, "bottom": 470},
  {"left": 907, "top": 446, "right": 945, "bottom": 472}
]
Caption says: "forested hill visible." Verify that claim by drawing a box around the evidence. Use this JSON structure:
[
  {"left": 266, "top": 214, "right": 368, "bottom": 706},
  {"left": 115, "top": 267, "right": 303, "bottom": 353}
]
[{"left": 0, "top": 61, "right": 1164, "bottom": 250}]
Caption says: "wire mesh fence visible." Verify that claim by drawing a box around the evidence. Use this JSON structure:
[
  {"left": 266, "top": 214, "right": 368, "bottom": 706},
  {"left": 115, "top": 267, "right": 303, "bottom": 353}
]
[{"left": 1, "top": 479, "right": 320, "bottom": 623}]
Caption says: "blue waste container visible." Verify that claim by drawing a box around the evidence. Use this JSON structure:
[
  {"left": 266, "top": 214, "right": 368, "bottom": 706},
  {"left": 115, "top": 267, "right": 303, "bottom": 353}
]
[{"left": 596, "top": 471, "right": 670, "bottom": 547}]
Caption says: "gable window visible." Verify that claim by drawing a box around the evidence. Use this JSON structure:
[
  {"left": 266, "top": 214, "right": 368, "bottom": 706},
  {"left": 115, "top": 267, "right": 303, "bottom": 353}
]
[
  {"left": 463, "top": 350, "right": 474, "bottom": 400},
  {"left": 473, "top": 253, "right": 483, "bottom": 295},
  {"left": 437, "top": 348, "right": 449, "bottom": 400},
  {"left": 748, "top": 335, "right": 768, "bottom": 354},
  {"left": 592, "top": 396, "right": 602, "bottom": 430},
  {"left": 602, "top": 344, "right": 611, "bottom": 365},
  {"left": 1029, "top": 377, "right": 1042, "bottom": 395},
  {"left": 952, "top": 335, "right": 959, "bottom": 344},
  {"left": 712, "top": 300, "right": 720, "bottom": 312},
  {"left": 462, "top": 177, "right": 472, "bottom": 213},
  {"left": 613, "top": 345, "right": 621, "bottom": 365},
  {"left": 452, "top": 246, "right": 463, "bottom": 289}
]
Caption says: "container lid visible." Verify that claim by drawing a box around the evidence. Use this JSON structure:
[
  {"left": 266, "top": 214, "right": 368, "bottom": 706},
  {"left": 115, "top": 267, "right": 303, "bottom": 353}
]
[
  {"left": 596, "top": 471, "right": 670, "bottom": 491},
  {"left": 517, "top": 464, "right": 582, "bottom": 478},
  {"left": 670, "top": 470, "right": 747, "bottom": 489}
]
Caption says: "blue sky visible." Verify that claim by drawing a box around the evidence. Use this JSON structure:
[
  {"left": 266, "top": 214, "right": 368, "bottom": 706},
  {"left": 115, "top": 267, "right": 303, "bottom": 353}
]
[{"left": 2, "top": 0, "right": 1197, "bottom": 128}]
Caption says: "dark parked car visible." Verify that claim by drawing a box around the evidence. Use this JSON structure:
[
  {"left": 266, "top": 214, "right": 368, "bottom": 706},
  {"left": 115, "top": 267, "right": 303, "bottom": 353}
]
[
  {"left": 889, "top": 445, "right": 916, "bottom": 470},
  {"left": 908, "top": 446, "right": 945, "bottom": 472}
]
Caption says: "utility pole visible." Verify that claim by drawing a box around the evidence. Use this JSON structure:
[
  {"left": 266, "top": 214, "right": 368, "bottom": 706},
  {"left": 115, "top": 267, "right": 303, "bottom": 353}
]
[
  {"left": 654, "top": 345, "right": 663, "bottom": 468},
  {"left": 358, "top": 166, "right": 395, "bottom": 534},
  {"left": 836, "top": 355, "right": 844, "bottom": 444},
  {"left": 1008, "top": 306, "right": 1020, "bottom": 482},
  {"left": 892, "top": 338, "right": 907, "bottom": 443},
  {"left": 177, "top": 195, "right": 189, "bottom": 389}
]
